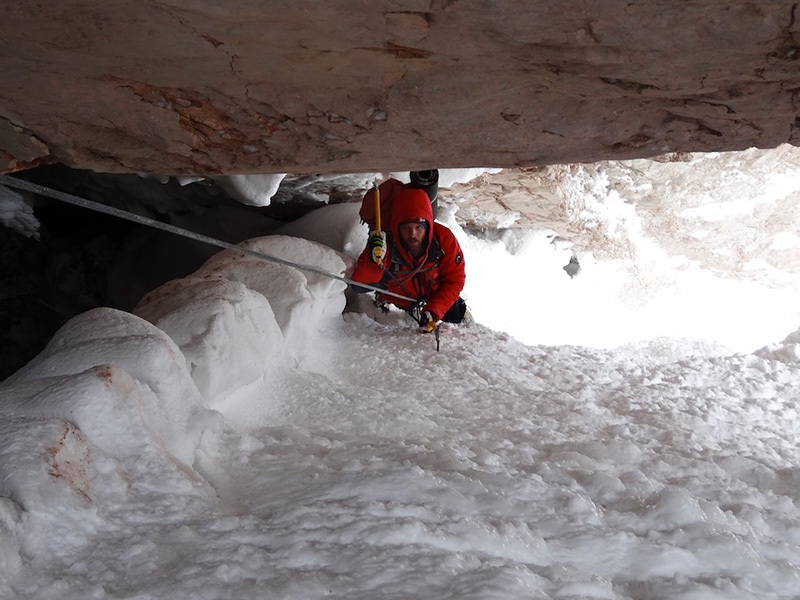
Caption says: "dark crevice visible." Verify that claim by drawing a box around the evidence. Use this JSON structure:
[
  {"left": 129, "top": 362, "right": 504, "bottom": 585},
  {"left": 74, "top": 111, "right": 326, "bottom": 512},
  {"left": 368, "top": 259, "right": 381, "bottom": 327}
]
[{"left": 0, "top": 165, "right": 351, "bottom": 381}]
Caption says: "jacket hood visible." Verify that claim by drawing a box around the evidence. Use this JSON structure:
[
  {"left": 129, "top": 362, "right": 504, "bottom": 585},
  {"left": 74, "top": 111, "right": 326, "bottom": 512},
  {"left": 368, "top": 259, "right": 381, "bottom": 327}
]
[{"left": 390, "top": 187, "right": 434, "bottom": 243}]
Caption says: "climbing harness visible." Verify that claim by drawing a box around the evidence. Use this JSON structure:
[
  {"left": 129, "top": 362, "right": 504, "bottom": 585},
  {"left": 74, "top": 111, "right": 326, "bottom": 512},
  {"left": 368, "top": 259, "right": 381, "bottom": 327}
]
[{"left": 0, "top": 174, "right": 417, "bottom": 304}]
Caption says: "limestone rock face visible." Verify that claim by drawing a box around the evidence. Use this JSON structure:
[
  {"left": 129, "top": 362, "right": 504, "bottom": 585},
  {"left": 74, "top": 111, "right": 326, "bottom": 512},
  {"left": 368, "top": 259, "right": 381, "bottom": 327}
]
[{"left": 2, "top": 1, "right": 800, "bottom": 175}]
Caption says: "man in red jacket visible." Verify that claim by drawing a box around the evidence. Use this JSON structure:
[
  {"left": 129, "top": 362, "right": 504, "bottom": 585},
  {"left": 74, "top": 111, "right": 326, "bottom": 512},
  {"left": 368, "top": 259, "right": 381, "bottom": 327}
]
[{"left": 350, "top": 187, "right": 468, "bottom": 332}]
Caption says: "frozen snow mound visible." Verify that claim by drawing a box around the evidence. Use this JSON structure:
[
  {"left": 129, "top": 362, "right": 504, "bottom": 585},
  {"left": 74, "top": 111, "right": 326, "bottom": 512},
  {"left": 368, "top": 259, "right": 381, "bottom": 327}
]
[
  {"left": 134, "top": 275, "right": 285, "bottom": 417},
  {"left": 0, "top": 233, "right": 353, "bottom": 569},
  {"left": 133, "top": 234, "right": 352, "bottom": 426},
  {"left": 0, "top": 184, "right": 40, "bottom": 239},
  {"left": 275, "top": 203, "right": 367, "bottom": 260},
  {"left": 213, "top": 173, "right": 286, "bottom": 207},
  {"left": 188, "top": 234, "right": 351, "bottom": 366},
  {"left": 0, "top": 308, "right": 221, "bottom": 541},
  {"left": 755, "top": 326, "right": 800, "bottom": 363},
  {"left": 1, "top": 307, "right": 220, "bottom": 468}
]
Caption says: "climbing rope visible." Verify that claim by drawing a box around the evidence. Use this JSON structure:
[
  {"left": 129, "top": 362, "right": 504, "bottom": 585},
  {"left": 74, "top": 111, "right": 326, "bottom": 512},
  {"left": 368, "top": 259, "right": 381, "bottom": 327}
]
[{"left": 0, "top": 174, "right": 418, "bottom": 303}]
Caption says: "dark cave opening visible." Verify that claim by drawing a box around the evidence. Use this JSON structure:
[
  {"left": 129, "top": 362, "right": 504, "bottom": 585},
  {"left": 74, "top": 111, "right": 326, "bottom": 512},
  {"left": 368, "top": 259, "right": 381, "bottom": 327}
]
[{"left": 1, "top": 165, "right": 338, "bottom": 382}]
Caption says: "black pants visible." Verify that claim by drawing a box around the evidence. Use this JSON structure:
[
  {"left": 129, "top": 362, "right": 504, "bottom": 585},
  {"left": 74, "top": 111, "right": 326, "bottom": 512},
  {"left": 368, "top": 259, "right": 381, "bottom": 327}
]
[{"left": 441, "top": 297, "right": 468, "bottom": 323}]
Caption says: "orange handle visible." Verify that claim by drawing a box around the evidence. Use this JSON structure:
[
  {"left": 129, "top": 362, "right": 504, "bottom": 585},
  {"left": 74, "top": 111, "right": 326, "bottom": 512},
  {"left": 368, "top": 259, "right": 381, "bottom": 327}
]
[{"left": 374, "top": 185, "right": 381, "bottom": 233}]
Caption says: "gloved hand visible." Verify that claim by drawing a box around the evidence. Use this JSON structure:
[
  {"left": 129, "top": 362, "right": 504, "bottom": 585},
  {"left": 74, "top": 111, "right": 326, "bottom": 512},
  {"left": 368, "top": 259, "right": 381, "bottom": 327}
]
[
  {"left": 419, "top": 311, "right": 438, "bottom": 334},
  {"left": 369, "top": 230, "right": 387, "bottom": 264}
]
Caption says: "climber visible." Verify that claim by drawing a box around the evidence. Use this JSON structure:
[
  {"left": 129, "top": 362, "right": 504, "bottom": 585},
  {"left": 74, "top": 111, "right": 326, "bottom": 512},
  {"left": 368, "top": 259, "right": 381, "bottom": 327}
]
[{"left": 350, "top": 186, "right": 469, "bottom": 333}]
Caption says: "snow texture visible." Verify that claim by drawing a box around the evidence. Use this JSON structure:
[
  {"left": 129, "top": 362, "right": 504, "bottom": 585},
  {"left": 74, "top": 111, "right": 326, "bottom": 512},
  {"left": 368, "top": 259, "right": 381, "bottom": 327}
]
[
  {"left": 0, "top": 153, "right": 800, "bottom": 599},
  {"left": 214, "top": 174, "right": 287, "bottom": 207},
  {"left": 0, "top": 184, "right": 40, "bottom": 239}
]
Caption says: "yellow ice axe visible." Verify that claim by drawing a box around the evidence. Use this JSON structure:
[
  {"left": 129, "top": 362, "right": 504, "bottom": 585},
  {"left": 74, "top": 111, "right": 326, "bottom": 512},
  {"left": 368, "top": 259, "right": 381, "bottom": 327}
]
[{"left": 372, "top": 184, "right": 385, "bottom": 266}]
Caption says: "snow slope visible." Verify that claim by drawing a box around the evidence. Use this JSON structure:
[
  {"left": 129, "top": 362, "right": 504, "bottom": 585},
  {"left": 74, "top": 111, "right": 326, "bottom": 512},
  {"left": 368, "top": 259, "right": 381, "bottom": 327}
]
[
  {"left": 0, "top": 227, "right": 799, "bottom": 598},
  {"left": 1, "top": 153, "right": 800, "bottom": 598}
]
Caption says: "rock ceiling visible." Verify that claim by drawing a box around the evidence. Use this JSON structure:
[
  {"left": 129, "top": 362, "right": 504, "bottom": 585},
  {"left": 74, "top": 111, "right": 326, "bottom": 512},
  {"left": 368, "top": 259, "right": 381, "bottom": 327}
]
[{"left": 3, "top": 1, "right": 800, "bottom": 176}]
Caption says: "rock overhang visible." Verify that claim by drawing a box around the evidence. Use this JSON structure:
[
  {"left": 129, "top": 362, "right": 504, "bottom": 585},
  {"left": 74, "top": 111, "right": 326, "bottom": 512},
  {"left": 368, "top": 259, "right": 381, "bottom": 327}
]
[{"left": 2, "top": 1, "right": 800, "bottom": 176}]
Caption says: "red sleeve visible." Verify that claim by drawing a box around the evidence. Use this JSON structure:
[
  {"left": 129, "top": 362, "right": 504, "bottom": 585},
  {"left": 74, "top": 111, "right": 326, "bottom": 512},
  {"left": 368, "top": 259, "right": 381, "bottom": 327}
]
[
  {"left": 424, "top": 225, "right": 466, "bottom": 320},
  {"left": 350, "top": 244, "right": 386, "bottom": 286}
]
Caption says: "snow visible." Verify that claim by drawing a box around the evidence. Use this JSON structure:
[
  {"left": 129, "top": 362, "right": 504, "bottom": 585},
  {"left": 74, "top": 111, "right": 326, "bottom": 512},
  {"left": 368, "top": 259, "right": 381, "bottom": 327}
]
[
  {"left": 0, "top": 183, "right": 39, "bottom": 239},
  {"left": 214, "top": 174, "right": 287, "bottom": 207},
  {"left": 451, "top": 150, "right": 800, "bottom": 352},
  {"left": 1, "top": 150, "right": 800, "bottom": 599}
]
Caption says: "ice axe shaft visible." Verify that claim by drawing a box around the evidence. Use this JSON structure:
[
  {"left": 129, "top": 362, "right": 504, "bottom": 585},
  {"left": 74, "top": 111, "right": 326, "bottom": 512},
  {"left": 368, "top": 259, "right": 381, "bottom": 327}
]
[
  {"left": 374, "top": 184, "right": 383, "bottom": 266},
  {"left": 374, "top": 184, "right": 381, "bottom": 233}
]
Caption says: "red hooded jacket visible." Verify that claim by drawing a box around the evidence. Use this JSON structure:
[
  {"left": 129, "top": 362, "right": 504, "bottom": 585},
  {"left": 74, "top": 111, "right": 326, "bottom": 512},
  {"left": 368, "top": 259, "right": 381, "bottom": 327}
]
[{"left": 351, "top": 188, "right": 466, "bottom": 321}]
